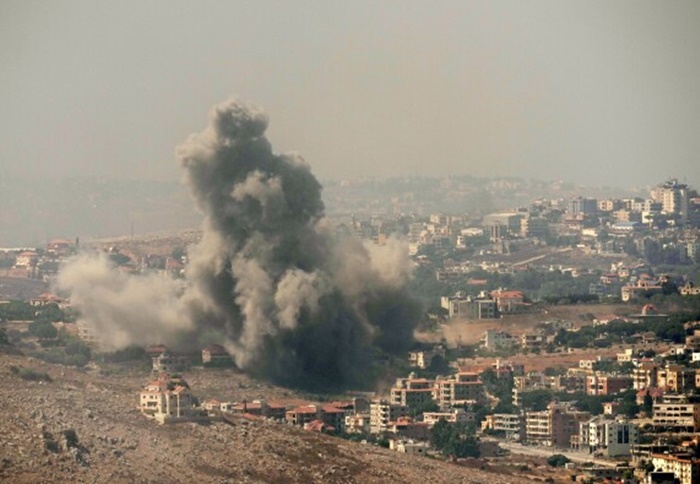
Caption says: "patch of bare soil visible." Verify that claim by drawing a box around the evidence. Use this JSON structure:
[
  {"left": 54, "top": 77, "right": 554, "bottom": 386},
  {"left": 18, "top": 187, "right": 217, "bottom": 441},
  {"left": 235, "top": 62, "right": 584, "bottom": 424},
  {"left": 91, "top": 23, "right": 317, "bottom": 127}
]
[{"left": 419, "top": 303, "right": 636, "bottom": 347}]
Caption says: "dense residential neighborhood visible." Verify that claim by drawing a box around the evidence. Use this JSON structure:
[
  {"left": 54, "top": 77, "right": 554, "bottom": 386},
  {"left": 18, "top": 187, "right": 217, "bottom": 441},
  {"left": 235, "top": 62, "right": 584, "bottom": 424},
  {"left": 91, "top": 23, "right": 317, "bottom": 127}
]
[{"left": 2, "top": 177, "right": 700, "bottom": 483}]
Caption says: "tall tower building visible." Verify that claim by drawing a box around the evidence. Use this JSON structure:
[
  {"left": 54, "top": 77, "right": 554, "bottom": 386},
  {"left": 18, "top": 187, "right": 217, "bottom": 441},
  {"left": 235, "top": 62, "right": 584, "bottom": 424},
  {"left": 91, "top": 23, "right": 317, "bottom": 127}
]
[{"left": 653, "top": 179, "right": 689, "bottom": 225}]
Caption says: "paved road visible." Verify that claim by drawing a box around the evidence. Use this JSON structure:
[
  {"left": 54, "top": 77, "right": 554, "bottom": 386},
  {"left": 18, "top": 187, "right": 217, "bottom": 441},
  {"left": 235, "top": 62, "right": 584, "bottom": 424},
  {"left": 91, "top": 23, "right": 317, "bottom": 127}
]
[
  {"left": 511, "top": 247, "right": 572, "bottom": 267},
  {"left": 498, "top": 441, "right": 618, "bottom": 468}
]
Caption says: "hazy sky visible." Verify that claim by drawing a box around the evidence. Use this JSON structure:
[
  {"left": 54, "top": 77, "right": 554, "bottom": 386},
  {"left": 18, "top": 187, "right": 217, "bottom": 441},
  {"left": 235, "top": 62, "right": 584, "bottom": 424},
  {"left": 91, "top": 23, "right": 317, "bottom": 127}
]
[{"left": 2, "top": 1, "right": 699, "bottom": 188}]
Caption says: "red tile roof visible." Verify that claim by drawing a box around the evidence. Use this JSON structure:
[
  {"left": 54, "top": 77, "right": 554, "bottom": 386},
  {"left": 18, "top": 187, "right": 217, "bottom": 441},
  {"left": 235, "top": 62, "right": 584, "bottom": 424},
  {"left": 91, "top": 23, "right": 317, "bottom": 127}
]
[
  {"left": 304, "top": 420, "right": 334, "bottom": 433},
  {"left": 321, "top": 405, "right": 347, "bottom": 414},
  {"left": 287, "top": 405, "right": 318, "bottom": 415}
]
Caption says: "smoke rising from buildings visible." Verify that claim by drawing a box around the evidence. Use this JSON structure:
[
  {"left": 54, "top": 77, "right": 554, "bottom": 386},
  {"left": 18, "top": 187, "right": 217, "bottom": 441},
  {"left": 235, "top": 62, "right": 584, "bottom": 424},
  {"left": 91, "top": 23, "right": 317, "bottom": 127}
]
[{"left": 57, "top": 98, "right": 420, "bottom": 388}]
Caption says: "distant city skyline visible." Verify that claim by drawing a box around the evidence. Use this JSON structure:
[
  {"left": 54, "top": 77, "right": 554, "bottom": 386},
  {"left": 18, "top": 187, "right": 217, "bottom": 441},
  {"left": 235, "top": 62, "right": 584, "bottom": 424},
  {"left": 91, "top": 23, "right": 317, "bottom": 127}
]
[{"left": 2, "top": 1, "right": 699, "bottom": 188}]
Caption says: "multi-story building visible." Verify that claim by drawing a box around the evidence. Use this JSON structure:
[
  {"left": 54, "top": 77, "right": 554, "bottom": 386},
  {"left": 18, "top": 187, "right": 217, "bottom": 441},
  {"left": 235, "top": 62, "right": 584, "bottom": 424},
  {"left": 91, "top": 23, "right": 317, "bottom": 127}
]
[
  {"left": 568, "top": 197, "right": 598, "bottom": 217},
  {"left": 520, "top": 216, "right": 549, "bottom": 238},
  {"left": 598, "top": 199, "right": 618, "bottom": 212},
  {"left": 483, "top": 330, "right": 516, "bottom": 350},
  {"left": 653, "top": 179, "right": 689, "bottom": 225},
  {"left": 284, "top": 404, "right": 347, "bottom": 431},
  {"left": 345, "top": 413, "right": 371, "bottom": 434},
  {"left": 650, "top": 453, "right": 700, "bottom": 484},
  {"left": 521, "top": 333, "right": 545, "bottom": 352},
  {"left": 525, "top": 410, "right": 551, "bottom": 446},
  {"left": 652, "top": 394, "right": 700, "bottom": 433},
  {"left": 482, "top": 413, "right": 525, "bottom": 441},
  {"left": 370, "top": 399, "right": 408, "bottom": 434},
  {"left": 441, "top": 295, "right": 498, "bottom": 320},
  {"left": 482, "top": 213, "right": 524, "bottom": 239},
  {"left": 433, "top": 372, "right": 485, "bottom": 407},
  {"left": 407, "top": 346, "right": 446, "bottom": 370},
  {"left": 152, "top": 351, "right": 190, "bottom": 373},
  {"left": 578, "top": 417, "right": 638, "bottom": 457},
  {"left": 490, "top": 289, "right": 525, "bottom": 313},
  {"left": 422, "top": 408, "right": 474, "bottom": 426},
  {"left": 139, "top": 374, "right": 198, "bottom": 424},
  {"left": 632, "top": 363, "right": 659, "bottom": 390},
  {"left": 285, "top": 405, "right": 321, "bottom": 427},
  {"left": 662, "top": 365, "right": 696, "bottom": 393},
  {"left": 525, "top": 404, "right": 590, "bottom": 447},
  {"left": 553, "top": 374, "right": 587, "bottom": 393},
  {"left": 76, "top": 321, "right": 99, "bottom": 345},
  {"left": 390, "top": 375, "right": 435, "bottom": 409},
  {"left": 467, "top": 298, "right": 498, "bottom": 320},
  {"left": 586, "top": 375, "right": 633, "bottom": 396}
]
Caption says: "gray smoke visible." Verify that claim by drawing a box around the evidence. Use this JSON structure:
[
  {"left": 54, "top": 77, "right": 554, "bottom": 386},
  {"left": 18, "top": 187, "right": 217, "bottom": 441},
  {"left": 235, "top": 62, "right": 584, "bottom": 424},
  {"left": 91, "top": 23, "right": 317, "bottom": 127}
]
[{"left": 57, "top": 97, "right": 420, "bottom": 389}]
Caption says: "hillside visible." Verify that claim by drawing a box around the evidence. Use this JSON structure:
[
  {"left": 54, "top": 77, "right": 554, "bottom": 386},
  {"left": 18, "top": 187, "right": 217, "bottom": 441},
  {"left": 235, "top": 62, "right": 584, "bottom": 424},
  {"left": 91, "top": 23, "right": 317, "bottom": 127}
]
[
  {"left": 425, "top": 303, "right": 635, "bottom": 346},
  {"left": 0, "top": 350, "right": 534, "bottom": 484}
]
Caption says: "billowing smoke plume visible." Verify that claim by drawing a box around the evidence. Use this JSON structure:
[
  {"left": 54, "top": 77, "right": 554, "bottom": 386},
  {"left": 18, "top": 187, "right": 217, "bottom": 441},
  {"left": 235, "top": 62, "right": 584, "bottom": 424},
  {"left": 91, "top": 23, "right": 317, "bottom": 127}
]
[{"left": 57, "top": 98, "right": 420, "bottom": 389}]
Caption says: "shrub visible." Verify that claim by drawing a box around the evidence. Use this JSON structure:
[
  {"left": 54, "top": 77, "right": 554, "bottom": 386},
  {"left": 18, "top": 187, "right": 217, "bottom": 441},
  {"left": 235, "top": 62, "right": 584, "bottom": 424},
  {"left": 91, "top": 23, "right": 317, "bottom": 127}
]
[
  {"left": 62, "top": 429, "right": 79, "bottom": 448},
  {"left": 44, "top": 439, "right": 60, "bottom": 453},
  {"left": 547, "top": 454, "right": 571, "bottom": 467},
  {"left": 10, "top": 365, "right": 52, "bottom": 382}
]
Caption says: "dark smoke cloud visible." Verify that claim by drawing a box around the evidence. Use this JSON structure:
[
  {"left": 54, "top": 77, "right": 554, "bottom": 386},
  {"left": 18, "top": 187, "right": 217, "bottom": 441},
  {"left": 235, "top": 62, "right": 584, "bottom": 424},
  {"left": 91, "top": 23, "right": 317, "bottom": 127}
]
[{"left": 57, "top": 98, "right": 420, "bottom": 389}]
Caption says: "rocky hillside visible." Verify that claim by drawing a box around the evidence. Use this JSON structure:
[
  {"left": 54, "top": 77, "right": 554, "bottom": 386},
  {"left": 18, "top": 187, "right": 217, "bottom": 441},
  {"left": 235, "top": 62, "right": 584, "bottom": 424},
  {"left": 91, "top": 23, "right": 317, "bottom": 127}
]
[{"left": 0, "top": 350, "right": 536, "bottom": 484}]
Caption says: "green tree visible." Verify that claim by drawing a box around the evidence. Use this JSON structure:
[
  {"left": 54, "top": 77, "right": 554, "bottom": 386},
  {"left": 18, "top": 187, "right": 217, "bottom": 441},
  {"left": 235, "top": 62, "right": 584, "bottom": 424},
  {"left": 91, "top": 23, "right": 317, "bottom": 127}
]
[
  {"left": 430, "top": 420, "right": 480, "bottom": 458},
  {"left": 521, "top": 389, "right": 553, "bottom": 411},
  {"left": 28, "top": 320, "right": 57, "bottom": 340},
  {"left": 65, "top": 340, "right": 91, "bottom": 359},
  {"left": 547, "top": 454, "right": 571, "bottom": 467}
]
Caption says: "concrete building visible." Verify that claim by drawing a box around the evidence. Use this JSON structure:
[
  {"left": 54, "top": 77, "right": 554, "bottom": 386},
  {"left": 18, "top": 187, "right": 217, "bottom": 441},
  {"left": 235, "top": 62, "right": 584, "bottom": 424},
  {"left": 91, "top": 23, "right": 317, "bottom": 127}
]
[
  {"left": 586, "top": 375, "right": 634, "bottom": 396},
  {"left": 345, "top": 413, "right": 371, "bottom": 434},
  {"left": 653, "top": 179, "right": 689, "bottom": 225},
  {"left": 520, "top": 217, "right": 549, "bottom": 238},
  {"left": 661, "top": 365, "right": 696, "bottom": 393},
  {"left": 483, "top": 330, "right": 516, "bottom": 350},
  {"left": 482, "top": 212, "right": 524, "bottom": 239},
  {"left": 408, "top": 346, "right": 446, "bottom": 370},
  {"left": 76, "top": 321, "right": 99, "bottom": 345},
  {"left": 139, "top": 375, "right": 200, "bottom": 424},
  {"left": 422, "top": 408, "right": 474, "bottom": 426},
  {"left": 441, "top": 295, "right": 498, "bottom": 320},
  {"left": 370, "top": 399, "right": 408, "bottom": 434},
  {"left": 652, "top": 394, "right": 700, "bottom": 433},
  {"left": 598, "top": 199, "right": 618, "bottom": 212},
  {"left": 152, "top": 351, "right": 190, "bottom": 373},
  {"left": 433, "top": 372, "right": 485, "bottom": 407},
  {"left": 525, "top": 404, "right": 590, "bottom": 447},
  {"left": 285, "top": 404, "right": 346, "bottom": 432},
  {"left": 202, "top": 344, "right": 234, "bottom": 367},
  {"left": 490, "top": 289, "right": 525, "bottom": 313},
  {"left": 649, "top": 453, "right": 700, "bottom": 484},
  {"left": 389, "top": 439, "right": 430, "bottom": 455},
  {"left": 482, "top": 413, "right": 525, "bottom": 441},
  {"left": 568, "top": 197, "right": 598, "bottom": 217},
  {"left": 467, "top": 298, "right": 498, "bottom": 320},
  {"left": 390, "top": 374, "right": 435, "bottom": 409},
  {"left": 633, "top": 363, "right": 659, "bottom": 390},
  {"left": 227, "top": 399, "right": 287, "bottom": 419},
  {"left": 578, "top": 416, "right": 638, "bottom": 457},
  {"left": 521, "top": 333, "right": 545, "bottom": 352},
  {"left": 285, "top": 405, "right": 321, "bottom": 427}
]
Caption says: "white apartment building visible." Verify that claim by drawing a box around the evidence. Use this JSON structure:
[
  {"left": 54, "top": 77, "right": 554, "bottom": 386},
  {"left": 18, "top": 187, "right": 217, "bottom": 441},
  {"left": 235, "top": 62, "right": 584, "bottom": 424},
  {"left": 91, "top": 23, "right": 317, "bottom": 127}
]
[{"left": 578, "top": 417, "right": 638, "bottom": 457}]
